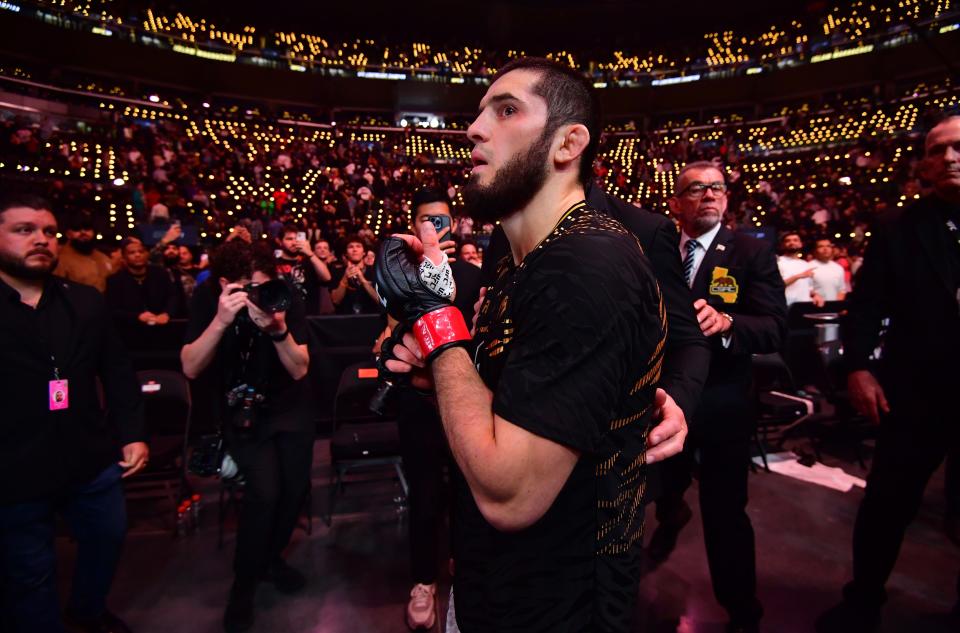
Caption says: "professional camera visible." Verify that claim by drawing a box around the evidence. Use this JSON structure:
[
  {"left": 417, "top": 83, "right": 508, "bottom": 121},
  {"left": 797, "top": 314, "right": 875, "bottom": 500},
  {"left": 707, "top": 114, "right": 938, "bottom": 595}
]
[
  {"left": 230, "top": 279, "right": 292, "bottom": 314},
  {"left": 226, "top": 383, "right": 266, "bottom": 434}
]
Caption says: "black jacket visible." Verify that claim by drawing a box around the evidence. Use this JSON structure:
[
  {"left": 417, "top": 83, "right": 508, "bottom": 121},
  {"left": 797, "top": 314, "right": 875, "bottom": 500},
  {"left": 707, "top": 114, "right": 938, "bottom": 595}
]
[
  {"left": 0, "top": 276, "right": 146, "bottom": 504},
  {"left": 841, "top": 196, "right": 960, "bottom": 384},
  {"left": 688, "top": 226, "right": 787, "bottom": 431},
  {"left": 481, "top": 190, "right": 711, "bottom": 422},
  {"left": 105, "top": 265, "right": 179, "bottom": 322}
]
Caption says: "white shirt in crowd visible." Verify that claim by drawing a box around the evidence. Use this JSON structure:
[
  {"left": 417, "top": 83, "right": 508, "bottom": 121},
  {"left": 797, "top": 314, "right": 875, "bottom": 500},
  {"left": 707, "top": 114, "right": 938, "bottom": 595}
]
[
  {"left": 809, "top": 259, "right": 848, "bottom": 301},
  {"left": 778, "top": 255, "right": 815, "bottom": 306}
]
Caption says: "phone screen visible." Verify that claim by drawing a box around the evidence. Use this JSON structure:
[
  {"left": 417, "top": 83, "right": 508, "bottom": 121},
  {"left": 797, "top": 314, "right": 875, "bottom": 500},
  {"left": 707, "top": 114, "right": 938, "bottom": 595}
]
[{"left": 296, "top": 231, "right": 306, "bottom": 242}]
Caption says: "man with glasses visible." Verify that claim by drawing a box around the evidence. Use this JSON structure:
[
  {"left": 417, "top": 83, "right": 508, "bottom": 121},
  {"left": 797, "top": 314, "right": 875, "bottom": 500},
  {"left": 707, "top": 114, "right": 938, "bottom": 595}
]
[{"left": 648, "top": 161, "right": 787, "bottom": 633}]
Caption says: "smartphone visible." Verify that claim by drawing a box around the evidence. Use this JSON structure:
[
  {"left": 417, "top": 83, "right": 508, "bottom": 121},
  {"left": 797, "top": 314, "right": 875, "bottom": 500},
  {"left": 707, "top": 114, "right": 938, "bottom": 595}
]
[
  {"left": 427, "top": 215, "right": 451, "bottom": 236},
  {"left": 200, "top": 253, "right": 209, "bottom": 265},
  {"left": 296, "top": 231, "right": 307, "bottom": 242}
]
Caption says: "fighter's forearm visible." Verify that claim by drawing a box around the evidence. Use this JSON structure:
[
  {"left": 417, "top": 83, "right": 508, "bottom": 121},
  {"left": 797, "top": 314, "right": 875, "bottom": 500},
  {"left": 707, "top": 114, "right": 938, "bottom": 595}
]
[{"left": 432, "top": 348, "right": 504, "bottom": 496}]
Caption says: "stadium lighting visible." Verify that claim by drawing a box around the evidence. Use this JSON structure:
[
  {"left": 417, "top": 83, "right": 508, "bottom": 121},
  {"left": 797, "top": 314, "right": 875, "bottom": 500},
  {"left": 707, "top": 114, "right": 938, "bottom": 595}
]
[
  {"left": 400, "top": 119, "right": 408, "bottom": 127},
  {"left": 202, "top": 102, "right": 210, "bottom": 108},
  {"left": 112, "top": 177, "right": 125, "bottom": 186},
  {"left": 148, "top": 95, "right": 160, "bottom": 103}
]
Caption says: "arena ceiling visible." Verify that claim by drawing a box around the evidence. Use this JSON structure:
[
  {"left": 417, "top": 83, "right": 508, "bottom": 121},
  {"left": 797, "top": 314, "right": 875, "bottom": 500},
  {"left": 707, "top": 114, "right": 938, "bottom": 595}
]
[{"left": 139, "top": 0, "right": 817, "bottom": 50}]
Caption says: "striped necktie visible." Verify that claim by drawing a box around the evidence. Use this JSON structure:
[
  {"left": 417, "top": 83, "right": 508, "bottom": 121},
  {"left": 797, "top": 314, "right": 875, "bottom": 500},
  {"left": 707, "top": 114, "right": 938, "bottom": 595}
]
[{"left": 683, "top": 239, "right": 700, "bottom": 288}]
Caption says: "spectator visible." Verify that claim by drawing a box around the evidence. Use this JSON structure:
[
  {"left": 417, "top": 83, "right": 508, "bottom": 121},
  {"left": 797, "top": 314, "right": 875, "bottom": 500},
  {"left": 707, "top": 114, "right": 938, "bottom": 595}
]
[
  {"left": 54, "top": 211, "right": 113, "bottom": 292},
  {"left": 777, "top": 231, "right": 822, "bottom": 307},
  {"left": 458, "top": 240, "right": 481, "bottom": 266},
  {"left": 275, "top": 225, "right": 331, "bottom": 316},
  {"left": 809, "top": 237, "right": 848, "bottom": 302},
  {"left": 330, "top": 235, "right": 380, "bottom": 315},
  {"left": 105, "top": 239, "right": 177, "bottom": 326}
]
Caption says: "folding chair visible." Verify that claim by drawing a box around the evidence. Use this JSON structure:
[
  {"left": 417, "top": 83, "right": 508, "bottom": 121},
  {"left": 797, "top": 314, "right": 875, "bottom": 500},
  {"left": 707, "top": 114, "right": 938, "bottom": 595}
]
[{"left": 325, "top": 360, "right": 408, "bottom": 526}]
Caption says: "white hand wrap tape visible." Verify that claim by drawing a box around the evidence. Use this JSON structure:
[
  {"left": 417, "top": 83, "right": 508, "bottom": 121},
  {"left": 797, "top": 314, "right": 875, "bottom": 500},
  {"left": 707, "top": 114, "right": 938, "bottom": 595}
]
[{"left": 419, "top": 255, "right": 456, "bottom": 299}]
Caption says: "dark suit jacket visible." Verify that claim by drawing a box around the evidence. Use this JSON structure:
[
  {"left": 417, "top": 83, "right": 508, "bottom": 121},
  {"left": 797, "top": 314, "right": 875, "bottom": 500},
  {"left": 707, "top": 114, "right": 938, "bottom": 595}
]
[
  {"left": 105, "top": 265, "right": 179, "bottom": 322},
  {"left": 480, "top": 191, "right": 711, "bottom": 422},
  {"left": 688, "top": 226, "right": 787, "bottom": 436},
  {"left": 841, "top": 196, "right": 960, "bottom": 388}
]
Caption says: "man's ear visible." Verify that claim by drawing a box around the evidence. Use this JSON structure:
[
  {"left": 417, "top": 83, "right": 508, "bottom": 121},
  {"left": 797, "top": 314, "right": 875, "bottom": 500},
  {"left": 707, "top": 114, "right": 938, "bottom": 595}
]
[
  {"left": 667, "top": 196, "right": 680, "bottom": 216},
  {"left": 554, "top": 124, "right": 590, "bottom": 171}
]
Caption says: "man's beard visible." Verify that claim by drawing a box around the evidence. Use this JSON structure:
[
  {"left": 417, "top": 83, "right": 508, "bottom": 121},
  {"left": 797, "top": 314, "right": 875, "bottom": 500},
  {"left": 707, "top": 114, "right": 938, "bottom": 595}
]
[
  {"left": 462, "top": 128, "right": 552, "bottom": 225},
  {"left": 782, "top": 246, "right": 801, "bottom": 256},
  {"left": 690, "top": 214, "right": 720, "bottom": 236},
  {"left": 71, "top": 238, "right": 96, "bottom": 255},
  {"left": 0, "top": 249, "right": 57, "bottom": 280}
]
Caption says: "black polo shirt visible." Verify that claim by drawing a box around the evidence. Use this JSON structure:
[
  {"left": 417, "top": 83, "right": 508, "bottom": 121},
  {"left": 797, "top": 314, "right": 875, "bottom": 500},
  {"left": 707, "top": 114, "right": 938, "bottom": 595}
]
[
  {"left": 453, "top": 204, "right": 667, "bottom": 632},
  {"left": 0, "top": 275, "right": 145, "bottom": 505}
]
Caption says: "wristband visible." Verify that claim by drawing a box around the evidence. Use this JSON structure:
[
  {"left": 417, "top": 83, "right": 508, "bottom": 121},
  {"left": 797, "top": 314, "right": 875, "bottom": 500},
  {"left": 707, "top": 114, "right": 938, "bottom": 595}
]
[
  {"left": 269, "top": 329, "right": 290, "bottom": 342},
  {"left": 412, "top": 306, "right": 471, "bottom": 361}
]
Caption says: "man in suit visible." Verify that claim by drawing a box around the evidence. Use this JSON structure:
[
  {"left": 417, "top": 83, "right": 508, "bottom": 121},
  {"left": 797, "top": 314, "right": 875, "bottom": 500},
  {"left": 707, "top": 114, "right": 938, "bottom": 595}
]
[
  {"left": 816, "top": 114, "right": 960, "bottom": 632},
  {"left": 649, "top": 160, "right": 787, "bottom": 633}
]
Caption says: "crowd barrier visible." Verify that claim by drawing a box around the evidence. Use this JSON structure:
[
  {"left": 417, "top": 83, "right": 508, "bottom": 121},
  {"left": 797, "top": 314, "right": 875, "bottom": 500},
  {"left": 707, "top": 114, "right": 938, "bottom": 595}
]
[{"left": 115, "top": 314, "right": 387, "bottom": 438}]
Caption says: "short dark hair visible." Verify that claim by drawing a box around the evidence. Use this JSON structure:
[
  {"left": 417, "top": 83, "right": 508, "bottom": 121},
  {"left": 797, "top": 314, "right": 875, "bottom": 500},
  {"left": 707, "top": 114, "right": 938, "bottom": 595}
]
[
  {"left": 281, "top": 223, "right": 299, "bottom": 238},
  {"left": 0, "top": 194, "right": 52, "bottom": 223},
  {"left": 210, "top": 240, "right": 276, "bottom": 282},
  {"left": 343, "top": 234, "right": 364, "bottom": 248},
  {"left": 780, "top": 230, "right": 802, "bottom": 243},
  {"left": 411, "top": 187, "right": 451, "bottom": 215},
  {"left": 493, "top": 57, "right": 601, "bottom": 186}
]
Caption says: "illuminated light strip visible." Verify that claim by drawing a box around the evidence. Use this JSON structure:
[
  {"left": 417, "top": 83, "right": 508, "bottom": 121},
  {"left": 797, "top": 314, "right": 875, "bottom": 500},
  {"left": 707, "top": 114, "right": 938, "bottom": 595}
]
[
  {"left": 290, "top": 64, "right": 306, "bottom": 72},
  {"left": 746, "top": 67, "right": 763, "bottom": 75},
  {"left": 651, "top": 74, "right": 701, "bottom": 86},
  {"left": 357, "top": 71, "right": 407, "bottom": 80},
  {"left": 172, "top": 44, "right": 237, "bottom": 63},
  {"left": 941, "top": 24, "right": 960, "bottom": 34},
  {"left": 92, "top": 26, "right": 113, "bottom": 36},
  {"left": 0, "top": 1, "right": 20, "bottom": 12},
  {"left": 811, "top": 44, "right": 874, "bottom": 63}
]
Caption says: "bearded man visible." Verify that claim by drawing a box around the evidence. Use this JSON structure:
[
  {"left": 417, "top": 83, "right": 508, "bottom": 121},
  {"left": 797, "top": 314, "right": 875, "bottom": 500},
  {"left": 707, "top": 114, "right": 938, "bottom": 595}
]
[
  {"left": 0, "top": 194, "right": 148, "bottom": 633},
  {"left": 376, "top": 57, "right": 687, "bottom": 633}
]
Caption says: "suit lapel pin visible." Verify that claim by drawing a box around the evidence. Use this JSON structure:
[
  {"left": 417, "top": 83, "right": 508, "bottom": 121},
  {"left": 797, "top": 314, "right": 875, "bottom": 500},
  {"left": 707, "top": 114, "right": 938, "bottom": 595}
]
[{"left": 716, "top": 244, "right": 726, "bottom": 251}]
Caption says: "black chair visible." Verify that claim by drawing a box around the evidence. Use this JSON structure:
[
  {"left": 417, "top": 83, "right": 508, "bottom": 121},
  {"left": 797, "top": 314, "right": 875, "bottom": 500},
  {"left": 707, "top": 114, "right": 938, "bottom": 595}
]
[
  {"left": 325, "top": 360, "right": 408, "bottom": 525},
  {"left": 752, "top": 353, "right": 817, "bottom": 471},
  {"left": 124, "top": 369, "right": 192, "bottom": 533},
  {"left": 810, "top": 340, "right": 877, "bottom": 469}
]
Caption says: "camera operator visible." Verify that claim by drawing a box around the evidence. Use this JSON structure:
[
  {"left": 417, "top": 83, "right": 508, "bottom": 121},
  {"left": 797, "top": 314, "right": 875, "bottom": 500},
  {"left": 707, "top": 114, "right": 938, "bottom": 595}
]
[{"left": 180, "top": 239, "right": 311, "bottom": 633}]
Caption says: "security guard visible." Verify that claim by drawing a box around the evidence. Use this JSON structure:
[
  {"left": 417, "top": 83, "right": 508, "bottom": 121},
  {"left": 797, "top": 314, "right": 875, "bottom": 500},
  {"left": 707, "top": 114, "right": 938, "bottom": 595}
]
[{"left": 648, "top": 161, "right": 787, "bottom": 633}]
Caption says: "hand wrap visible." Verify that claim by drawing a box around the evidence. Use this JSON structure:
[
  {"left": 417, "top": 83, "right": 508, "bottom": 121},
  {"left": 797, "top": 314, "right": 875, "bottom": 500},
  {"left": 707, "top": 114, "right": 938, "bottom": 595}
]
[{"left": 375, "top": 237, "right": 471, "bottom": 361}]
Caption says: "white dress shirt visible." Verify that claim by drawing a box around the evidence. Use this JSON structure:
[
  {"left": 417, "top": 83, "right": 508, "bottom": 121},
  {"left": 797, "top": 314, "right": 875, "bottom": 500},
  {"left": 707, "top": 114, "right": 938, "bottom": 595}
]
[{"left": 679, "top": 221, "right": 723, "bottom": 287}]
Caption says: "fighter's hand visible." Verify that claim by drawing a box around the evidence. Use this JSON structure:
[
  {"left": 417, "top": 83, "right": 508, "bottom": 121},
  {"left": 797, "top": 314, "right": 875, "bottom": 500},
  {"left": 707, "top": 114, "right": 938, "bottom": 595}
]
[
  {"left": 848, "top": 369, "right": 890, "bottom": 424},
  {"left": 382, "top": 329, "right": 434, "bottom": 391},
  {"left": 216, "top": 284, "right": 248, "bottom": 327},
  {"left": 644, "top": 388, "right": 688, "bottom": 464},
  {"left": 471, "top": 287, "right": 487, "bottom": 337},
  {"left": 694, "top": 298, "right": 732, "bottom": 337},
  {"left": 119, "top": 441, "right": 150, "bottom": 478}
]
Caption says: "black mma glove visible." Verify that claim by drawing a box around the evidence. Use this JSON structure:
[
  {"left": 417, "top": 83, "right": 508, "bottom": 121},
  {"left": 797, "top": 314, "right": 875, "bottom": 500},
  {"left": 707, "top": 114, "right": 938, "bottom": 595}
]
[{"left": 375, "top": 237, "right": 471, "bottom": 362}]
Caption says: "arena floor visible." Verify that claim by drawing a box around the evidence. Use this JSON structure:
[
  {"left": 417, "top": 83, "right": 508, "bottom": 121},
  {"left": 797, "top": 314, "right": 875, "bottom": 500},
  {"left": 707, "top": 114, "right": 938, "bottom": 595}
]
[{"left": 56, "top": 439, "right": 959, "bottom": 633}]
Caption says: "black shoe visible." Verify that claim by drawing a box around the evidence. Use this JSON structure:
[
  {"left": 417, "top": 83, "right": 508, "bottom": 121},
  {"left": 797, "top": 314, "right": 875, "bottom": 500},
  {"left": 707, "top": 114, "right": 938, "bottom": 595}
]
[
  {"left": 814, "top": 600, "right": 880, "bottom": 633},
  {"left": 264, "top": 559, "right": 306, "bottom": 594},
  {"left": 63, "top": 609, "right": 133, "bottom": 633},
  {"left": 646, "top": 502, "right": 693, "bottom": 564},
  {"left": 223, "top": 581, "right": 257, "bottom": 633}
]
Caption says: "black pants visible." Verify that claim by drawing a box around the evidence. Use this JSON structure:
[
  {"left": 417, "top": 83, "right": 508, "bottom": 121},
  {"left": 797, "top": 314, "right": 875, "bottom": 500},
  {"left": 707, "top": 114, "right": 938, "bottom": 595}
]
[
  {"left": 396, "top": 389, "right": 449, "bottom": 586},
  {"left": 847, "top": 385, "right": 957, "bottom": 607},
  {"left": 657, "top": 422, "right": 761, "bottom": 624},
  {"left": 228, "top": 429, "right": 314, "bottom": 585}
]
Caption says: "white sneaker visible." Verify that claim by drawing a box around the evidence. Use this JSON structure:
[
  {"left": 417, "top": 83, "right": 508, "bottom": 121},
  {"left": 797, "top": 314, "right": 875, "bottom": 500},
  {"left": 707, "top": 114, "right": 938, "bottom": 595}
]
[{"left": 406, "top": 583, "right": 437, "bottom": 630}]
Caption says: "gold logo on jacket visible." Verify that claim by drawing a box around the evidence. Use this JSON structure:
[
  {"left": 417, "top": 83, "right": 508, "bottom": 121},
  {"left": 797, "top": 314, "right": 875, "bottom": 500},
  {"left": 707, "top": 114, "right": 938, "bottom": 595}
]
[{"left": 709, "top": 267, "right": 739, "bottom": 303}]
